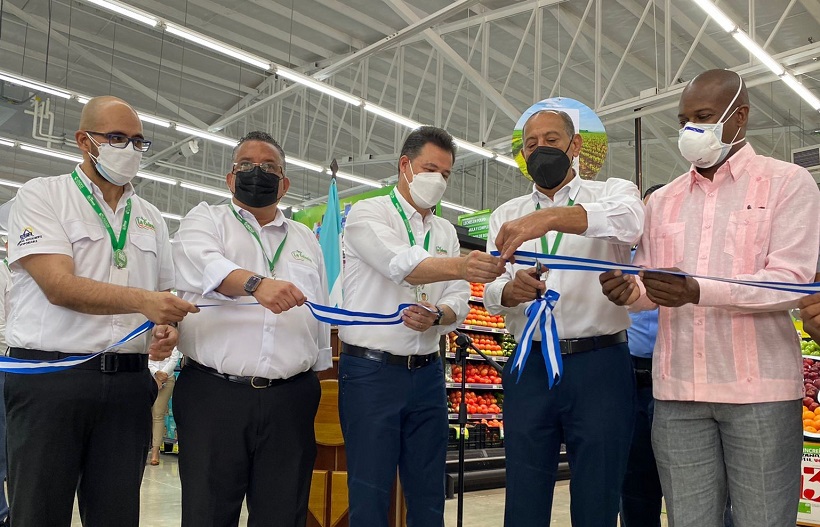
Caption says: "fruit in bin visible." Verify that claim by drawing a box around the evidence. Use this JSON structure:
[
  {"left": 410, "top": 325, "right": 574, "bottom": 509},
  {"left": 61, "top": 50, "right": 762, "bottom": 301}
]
[
  {"left": 449, "top": 332, "right": 505, "bottom": 356},
  {"left": 470, "top": 283, "right": 485, "bottom": 299},
  {"left": 802, "top": 340, "right": 820, "bottom": 356},
  {"left": 802, "top": 357, "right": 820, "bottom": 432},
  {"left": 465, "top": 306, "right": 506, "bottom": 328}
]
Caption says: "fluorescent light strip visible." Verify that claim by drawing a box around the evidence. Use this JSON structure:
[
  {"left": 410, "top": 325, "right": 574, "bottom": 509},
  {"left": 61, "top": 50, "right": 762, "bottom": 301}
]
[
  {"left": 180, "top": 182, "right": 232, "bottom": 198},
  {"left": 363, "top": 103, "right": 423, "bottom": 129},
  {"left": 84, "top": 0, "right": 159, "bottom": 27},
  {"left": 76, "top": 95, "right": 91, "bottom": 105},
  {"left": 455, "top": 139, "right": 494, "bottom": 159},
  {"left": 0, "top": 179, "right": 23, "bottom": 189},
  {"left": 781, "top": 74, "right": 820, "bottom": 110},
  {"left": 0, "top": 138, "right": 15, "bottom": 148},
  {"left": 165, "top": 24, "right": 271, "bottom": 71},
  {"left": 332, "top": 170, "right": 382, "bottom": 188},
  {"left": 495, "top": 155, "right": 519, "bottom": 168},
  {"left": 731, "top": 32, "right": 784, "bottom": 76},
  {"left": 20, "top": 144, "right": 83, "bottom": 163},
  {"left": 277, "top": 68, "right": 362, "bottom": 107},
  {"left": 137, "top": 113, "right": 171, "bottom": 128},
  {"left": 288, "top": 158, "right": 325, "bottom": 172},
  {"left": 441, "top": 201, "right": 477, "bottom": 214},
  {"left": 161, "top": 212, "right": 183, "bottom": 221},
  {"left": 137, "top": 171, "right": 178, "bottom": 185},
  {"left": 691, "top": 0, "right": 736, "bottom": 31},
  {"left": 0, "top": 72, "right": 72, "bottom": 99},
  {"left": 175, "top": 125, "right": 238, "bottom": 147}
]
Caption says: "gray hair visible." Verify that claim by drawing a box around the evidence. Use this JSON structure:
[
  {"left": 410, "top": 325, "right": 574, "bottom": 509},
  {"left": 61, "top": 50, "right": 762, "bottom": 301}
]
[
  {"left": 232, "top": 131, "right": 287, "bottom": 170},
  {"left": 523, "top": 110, "right": 575, "bottom": 139}
]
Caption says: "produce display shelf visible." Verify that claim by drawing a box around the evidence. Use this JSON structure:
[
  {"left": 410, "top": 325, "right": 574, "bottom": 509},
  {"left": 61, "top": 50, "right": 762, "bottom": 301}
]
[
  {"left": 469, "top": 296, "right": 484, "bottom": 303},
  {"left": 445, "top": 352, "right": 508, "bottom": 362},
  {"left": 458, "top": 324, "right": 508, "bottom": 334},
  {"left": 448, "top": 413, "right": 503, "bottom": 420},
  {"left": 446, "top": 382, "right": 503, "bottom": 390}
]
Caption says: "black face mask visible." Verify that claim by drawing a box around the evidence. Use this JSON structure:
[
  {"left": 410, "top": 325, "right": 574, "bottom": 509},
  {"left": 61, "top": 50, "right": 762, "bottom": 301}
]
[
  {"left": 526, "top": 144, "right": 573, "bottom": 189},
  {"left": 233, "top": 166, "right": 281, "bottom": 208}
]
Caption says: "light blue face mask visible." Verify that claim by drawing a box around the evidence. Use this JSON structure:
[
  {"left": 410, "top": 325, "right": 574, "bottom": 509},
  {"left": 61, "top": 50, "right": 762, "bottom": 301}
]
[{"left": 677, "top": 79, "right": 745, "bottom": 169}]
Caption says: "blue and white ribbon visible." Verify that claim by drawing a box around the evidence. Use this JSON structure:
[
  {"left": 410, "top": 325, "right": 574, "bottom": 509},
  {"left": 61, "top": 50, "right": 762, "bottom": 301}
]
[
  {"left": 0, "top": 301, "right": 416, "bottom": 374},
  {"left": 510, "top": 290, "right": 562, "bottom": 387},
  {"left": 0, "top": 319, "right": 156, "bottom": 374}
]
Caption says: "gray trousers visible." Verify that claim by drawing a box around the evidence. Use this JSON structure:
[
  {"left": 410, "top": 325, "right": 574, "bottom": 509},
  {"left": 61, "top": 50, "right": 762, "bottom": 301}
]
[{"left": 652, "top": 399, "right": 801, "bottom": 527}]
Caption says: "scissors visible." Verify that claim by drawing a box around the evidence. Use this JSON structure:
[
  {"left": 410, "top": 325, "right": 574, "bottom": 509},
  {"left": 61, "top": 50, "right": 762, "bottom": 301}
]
[{"left": 535, "top": 261, "right": 548, "bottom": 299}]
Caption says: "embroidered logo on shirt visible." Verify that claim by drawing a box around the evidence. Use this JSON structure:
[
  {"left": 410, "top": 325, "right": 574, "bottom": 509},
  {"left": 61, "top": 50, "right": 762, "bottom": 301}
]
[
  {"left": 17, "top": 227, "right": 43, "bottom": 247},
  {"left": 435, "top": 245, "right": 449, "bottom": 255},
  {"left": 291, "top": 250, "right": 313, "bottom": 263},
  {"left": 135, "top": 217, "right": 156, "bottom": 231}
]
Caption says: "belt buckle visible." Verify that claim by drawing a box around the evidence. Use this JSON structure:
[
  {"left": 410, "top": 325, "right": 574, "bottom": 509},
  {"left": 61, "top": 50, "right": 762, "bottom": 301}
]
[
  {"left": 407, "top": 356, "right": 413, "bottom": 370},
  {"left": 100, "top": 352, "right": 118, "bottom": 373},
  {"left": 250, "top": 376, "right": 270, "bottom": 389}
]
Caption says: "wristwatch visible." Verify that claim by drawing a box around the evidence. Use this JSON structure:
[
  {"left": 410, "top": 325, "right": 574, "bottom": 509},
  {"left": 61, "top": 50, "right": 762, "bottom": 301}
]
[
  {"left": 432, "top": 306, "right": 445, "bottom": 326},
  {"left": 243, "top": 274, "right": 265, "bottom": 295}
]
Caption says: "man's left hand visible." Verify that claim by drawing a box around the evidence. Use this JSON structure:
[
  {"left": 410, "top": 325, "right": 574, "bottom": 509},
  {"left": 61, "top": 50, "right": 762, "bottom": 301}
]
[
  {"left": 799, "top": 293, "right": 820, "bottom": 342},
  {"left": 495, "top": 209, "right": 552, "bottom": 261},
  {"left": 148, "top": 324, "right": 178, "bottom": 360},
  {"left": 640, "top": 268, "right": 699, "bottom": 307},
  {"left": 402, "top": 301, "right": 439, "bottom": 333}
]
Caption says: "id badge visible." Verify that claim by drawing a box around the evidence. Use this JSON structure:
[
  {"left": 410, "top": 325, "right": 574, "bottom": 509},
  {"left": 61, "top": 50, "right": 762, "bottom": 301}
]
[
  {"left": 416, "top": 285, "right": 428, "bottom": 302},
  {"left": 109, "top": 265, "right": 129, "bottom": 286}
]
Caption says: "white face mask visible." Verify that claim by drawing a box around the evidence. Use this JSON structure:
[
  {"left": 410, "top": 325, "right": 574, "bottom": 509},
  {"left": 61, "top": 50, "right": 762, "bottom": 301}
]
[
  {"left": 405, "top": 162, "right": 447, "bottom": 210},
  {"left": 86, "top": 133, "right": 142, "bottom": 186},
  {"left": 677, "top": 79, "right": 745, "bottom": 169}
]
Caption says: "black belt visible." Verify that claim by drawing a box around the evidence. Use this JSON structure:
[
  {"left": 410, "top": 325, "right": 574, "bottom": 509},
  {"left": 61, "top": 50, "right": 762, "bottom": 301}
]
[
  {"left": 535, "top": 330, "right": 628, "bottom": 356},
  {"left": 342, "top": 344, "right": 439, "bottom": 370},
  {"left": 8, "top": 347, "right": 148, "bottom": 373},
  {"left": 185, "top": 359, "right": 308, "bottom": 388},
  {"left": 632, "top": 356, "right": 653, "bottom": 388}
]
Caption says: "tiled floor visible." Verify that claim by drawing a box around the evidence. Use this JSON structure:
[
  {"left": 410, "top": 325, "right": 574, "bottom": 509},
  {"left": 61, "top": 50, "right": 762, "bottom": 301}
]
[{"left": 67, "top": 454, "right": 669, "bottom": 526}]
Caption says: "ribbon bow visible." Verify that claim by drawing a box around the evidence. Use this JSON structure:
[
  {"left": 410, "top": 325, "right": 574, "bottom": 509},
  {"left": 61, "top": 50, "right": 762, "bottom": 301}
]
[{"left": 509, "top": 289, "right": 562, "bottom": 388}]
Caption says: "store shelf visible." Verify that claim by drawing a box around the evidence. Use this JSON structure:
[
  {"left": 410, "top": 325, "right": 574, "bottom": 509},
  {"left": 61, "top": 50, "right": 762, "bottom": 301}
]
[
  {"left": 469, "top": 296, "right": 484, "bottom": 303},
  {"left": 445, "top": 352, "right": 508, "bottom": 362},
  {"left": 458, "top": 324, "right": 508, "bottom": 334},
  {"left": 446, "top": 382, "right": 503, "bottom": 390},
  {"left": 448, "top": 413, "right": 503, "bottom": 420}
]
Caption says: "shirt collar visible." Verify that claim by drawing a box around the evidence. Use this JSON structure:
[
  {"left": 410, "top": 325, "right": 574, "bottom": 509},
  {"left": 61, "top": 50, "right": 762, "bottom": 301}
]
[
  {"left": 74, "top": 164, "right": 135, "bottom": 207},
  {"left": 394, "top": 187, "right": 428, "bottom": 223},
  {"left": 530, "top": 173, "right": 581, "bottom": 208},
  {"left": 230, "top": 200, "right": 286, "bottom": 229},
  {"left": 687, "top": 143, "right": 755, "bottom": 191}
]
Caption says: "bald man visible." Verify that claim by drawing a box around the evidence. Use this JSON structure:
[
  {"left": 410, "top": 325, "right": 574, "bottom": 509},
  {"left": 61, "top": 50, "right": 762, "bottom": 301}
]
[
  {"left": 5, "top": 96, "right": 197, "bottom": 527},
  {"left": 599, "top": 70, "right": 820, "bottom": 527}
]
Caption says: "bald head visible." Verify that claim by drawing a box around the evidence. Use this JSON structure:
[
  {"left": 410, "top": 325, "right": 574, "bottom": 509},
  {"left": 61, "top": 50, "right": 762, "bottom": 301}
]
[
  {"left": 684, "top": 69, "right": 749, "bottom": 112},
  {"left": 78, "top": 96, "right": 141, "bottom": 131}
]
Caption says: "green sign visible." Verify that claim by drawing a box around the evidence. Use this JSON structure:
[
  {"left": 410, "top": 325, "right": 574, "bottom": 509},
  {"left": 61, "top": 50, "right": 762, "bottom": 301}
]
[
  {"left": 458, "top": 209, "right": 491, "bottom": 240},
  {"left": 293, "top": 185, "right": 393, "bottom": 233}
]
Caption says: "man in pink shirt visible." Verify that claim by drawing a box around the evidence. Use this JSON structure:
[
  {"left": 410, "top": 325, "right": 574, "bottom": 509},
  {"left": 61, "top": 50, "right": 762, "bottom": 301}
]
[{"left": 599, "top": 69, "right": 820, "bottom": 527}]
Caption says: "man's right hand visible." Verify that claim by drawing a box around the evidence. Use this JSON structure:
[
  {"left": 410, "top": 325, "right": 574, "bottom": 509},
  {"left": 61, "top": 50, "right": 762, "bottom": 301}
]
[
  {"left": 799, "top": 292, "right": 820, "bottom": 342},
  {"left": 459, "top": 251, "right": 505, "bottom": 284},
  {"left": 141, "top": 292, "right": 200, "bottom": 325},
  {"left": 501, "top": 268, "right": 546, "bottom": 307},
  {"left": 599, "top": 270, "right": 640, "bottom": 306},
  {"left": 253, "top": 278, "right": 306, "bottom": 314}
]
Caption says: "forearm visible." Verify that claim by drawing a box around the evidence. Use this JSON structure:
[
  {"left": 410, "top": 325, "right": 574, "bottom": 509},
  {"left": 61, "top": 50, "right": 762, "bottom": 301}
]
[
  {"left": 537, "top": 205, "right": 589, "bottom": 237},
  {"left": 215, "top": 269, "right": 258, "bottom": 297},
  {"left": 44, "top": 273, "right": 149, "bottom": 315},
  {"left": 439, "top": 305, "right": 457, "bottom": 326},
  {"left": 404, "top": 256, "right": 463, "bottom": 286}
]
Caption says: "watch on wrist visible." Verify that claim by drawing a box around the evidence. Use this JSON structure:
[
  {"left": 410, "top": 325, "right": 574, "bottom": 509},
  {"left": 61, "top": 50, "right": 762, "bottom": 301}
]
[
  {"left": 432, "top": 306, "right": 445, "bottom": 326},
  {"left": 243, "top": 274, "right": 265, "bottom": 295}
]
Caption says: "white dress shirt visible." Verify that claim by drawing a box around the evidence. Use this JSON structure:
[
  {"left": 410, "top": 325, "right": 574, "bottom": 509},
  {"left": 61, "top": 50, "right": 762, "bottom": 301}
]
[
  {"left": 484, "top": 176, "right": 644, "bottom": 342},
  {"left": 339, "top": 190, "right": 470, "bottom": 355},
  {"left": 149, "top": 347, "right": 182, "bottom": 377},
  {"left": 6, "top": 165, "right": 174, "bottom": 354},
  {"left": 172, "top": 201, "right": 331, "bottom": 379},
  {"left": 0, "top": 262, "right": 10, "bottom": 350}
]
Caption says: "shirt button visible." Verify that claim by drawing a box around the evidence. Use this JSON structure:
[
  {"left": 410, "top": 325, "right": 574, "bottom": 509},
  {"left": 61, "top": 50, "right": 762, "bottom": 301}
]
[
  {"left": 661, "top": 374, "right": 666, "bottom": 379},
  {"left": 705, "top": 224, "right": 711, "bottom": 229},
  {"left": 696, "top": 352, "right": 703, "bottom": 358},
  {"left": 747, "top": 377, "right": 753, "bottom": 382},
  {"left": 708, "top": 193, "right": 714, "bottom": 197},
  {"left": 744, "top": 220, "right": 749, "bottom": 225},
  {"left": 696, "top": 320, "right": 703, "bottom": 325},
  {"left": 700, "top": 255, "right": 707, "bottom": 260}
]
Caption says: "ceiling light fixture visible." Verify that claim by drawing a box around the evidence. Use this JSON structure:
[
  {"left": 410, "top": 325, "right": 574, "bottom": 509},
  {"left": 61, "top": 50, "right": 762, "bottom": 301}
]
[
  {"left": 137, "top": 171, "right": 179, "bottom": 185},
  {"left": 0, "top": 72, "right": 72, "bottom": 99},
  {"left": 137, "top": 113, "right": 172, "bottom": 128},
  {"left": 455, "top": 139, "right": 494, "bottom": 159},
  {"left": 276, "top": 68, "right": 363, "bottom": 107},
  {"left": 440, "top": 201, "right": 477, "bottom": 214},
  {"left": 363, "top": 103, "right": 423, "bottom": 129},
  {"left": 180, "top": 182, "right": 232, "bottom": 198},
  {"left": 287, "top": 159, "right": 324, "bottom": 172},
  {"left": 160, "top": 212, "right": 183, "bottom": 221},
  {"left": 0, "top": 138, "right": 15, "bottom": 148},
  {"left": 165, "top": 24, "right": 271, "bottom": 71},
  {"left": 19, "top": 144, "right": 82, "bottom": 163},
  {"left": 174, "top": 125, "right": 238, "bottom": 147},
  {"left": 83, "top": 0, "right": 160, "bottom": 27},
  {"left": 781, "top": 74, "right": 820, "bottom": 110},
  {"left": 731, "top": 31, "right": 785, "bottom": 76},
  {"left": 0, "top": 179, "right": 23, "bottom": 189},
  {"left": 494, "top": 155, "right": 520, "bottom": 168},
  {"left": 331, "top": 169, "right": 383, "bottom": 188}
]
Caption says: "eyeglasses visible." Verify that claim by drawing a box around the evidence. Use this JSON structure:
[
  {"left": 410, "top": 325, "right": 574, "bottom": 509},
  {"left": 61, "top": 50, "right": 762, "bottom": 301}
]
[
  {"left": 232, "top": 162, "right": 284, "bottom": 177},
  {"left": 86, "top": 131, "right": 152, "bottom": 152}
]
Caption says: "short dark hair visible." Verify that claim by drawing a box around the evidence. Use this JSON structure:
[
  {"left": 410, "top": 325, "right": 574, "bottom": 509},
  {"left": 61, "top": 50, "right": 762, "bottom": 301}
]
[
  {"left": 524, "top": 110, "right": 575, "bottom": 140},
  {"left": 233, "top": 131, "right": 286, "bottom": 170},
  {"left": 643, "top": 184, "right": 664, "bottom": 199},
  {"left": 398, "top": 126, "right": 457, "bottom": 172}
]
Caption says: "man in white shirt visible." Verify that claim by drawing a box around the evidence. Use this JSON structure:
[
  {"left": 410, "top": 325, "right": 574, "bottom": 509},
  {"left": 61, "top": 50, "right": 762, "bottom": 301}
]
[
  {"left": 5, "top": 96, "right": 197, "bottom": 527},
  {"left": 171, "top": 130, "right": 331, "bottom": 527},
  {"left": 485, "top": 110, "right": 644, "bottom": 527},
  {"left": 339, "top": 126, "right": 504, "bottom": 526}
]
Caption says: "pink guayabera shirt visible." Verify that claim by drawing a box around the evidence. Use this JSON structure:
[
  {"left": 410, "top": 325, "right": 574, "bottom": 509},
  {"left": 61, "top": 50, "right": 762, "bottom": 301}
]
[{"left": 633, "top": 144, "right": 820, "bottom": 404}]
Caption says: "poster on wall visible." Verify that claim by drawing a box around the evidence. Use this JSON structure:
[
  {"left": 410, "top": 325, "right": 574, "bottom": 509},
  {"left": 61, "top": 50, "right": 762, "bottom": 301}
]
[{"left": 511, "top": 97, "right": 609, "bottom": 181}]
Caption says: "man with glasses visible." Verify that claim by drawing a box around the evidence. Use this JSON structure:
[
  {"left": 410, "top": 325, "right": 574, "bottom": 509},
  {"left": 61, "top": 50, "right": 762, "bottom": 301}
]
[
  {"left": 4, "top": 95, "right": 198, "bottom": 527},
  {"left": 171, "top": 130, "right": 330, "bottom": 526}
]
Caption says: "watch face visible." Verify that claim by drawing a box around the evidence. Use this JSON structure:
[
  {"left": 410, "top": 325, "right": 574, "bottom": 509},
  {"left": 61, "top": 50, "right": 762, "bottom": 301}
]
[{"left": 245, "top": 275, "right": 262, "bottom": 293}]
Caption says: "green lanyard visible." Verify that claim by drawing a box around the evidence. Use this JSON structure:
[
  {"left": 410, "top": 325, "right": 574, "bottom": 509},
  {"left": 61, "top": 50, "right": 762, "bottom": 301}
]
[
  {"left": 2, "top": 258, "right": 7, "bottom": 270},
  {"left": 71, "top": 170, "right": 131, "bottom": 269},
  {"left": 535, "top": 196, "right": 575, "bottom": 256},
  {"left": 389, "top": 188, "right": 430, "bottom": 251},
  {"left": 231, "top": 207, "right": 288, "bottom": 276}
]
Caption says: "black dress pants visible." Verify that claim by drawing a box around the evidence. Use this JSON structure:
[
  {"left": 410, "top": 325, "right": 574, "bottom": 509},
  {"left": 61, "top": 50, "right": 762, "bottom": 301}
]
[
  {"left": 173, "top": 365, "right": 321, "bottom": 527},
  {"left": 5, "top": 367, "right": 157, "bottom": 527}
]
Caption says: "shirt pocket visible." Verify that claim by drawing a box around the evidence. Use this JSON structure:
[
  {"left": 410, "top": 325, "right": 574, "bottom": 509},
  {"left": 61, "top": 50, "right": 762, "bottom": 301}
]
[
  {"left": 650, "top": 222, "right": 685, "bottom": 268},
  {"left": 64, "top": 220, "right": 104, "bottom": 246},
  {"left": 723, "top": 208, "right": 771, "bottom": 274},
  {"left": 131, "top": 232, "right": 159, "bottom": 257},
  {"left": 287, "top": 262, "right": 321, "bottom": 302}
]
